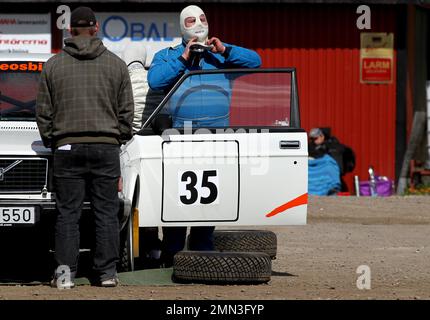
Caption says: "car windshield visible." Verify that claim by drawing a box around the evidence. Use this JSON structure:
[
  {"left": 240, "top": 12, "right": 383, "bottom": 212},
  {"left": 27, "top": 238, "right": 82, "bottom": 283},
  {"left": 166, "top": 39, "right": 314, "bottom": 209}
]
[
  {"left": 149, "top": 70, "right": 294, "bottom": 128},
  {"left": 0, "top": 61, "right": 42, "bottom": 121}
]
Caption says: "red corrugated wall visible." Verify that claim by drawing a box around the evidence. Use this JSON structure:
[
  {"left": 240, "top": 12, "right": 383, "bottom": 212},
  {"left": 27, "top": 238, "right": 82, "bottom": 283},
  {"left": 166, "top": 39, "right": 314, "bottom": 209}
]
[{"left": 207, "top": 4, "right": 398, "bottom": 192}]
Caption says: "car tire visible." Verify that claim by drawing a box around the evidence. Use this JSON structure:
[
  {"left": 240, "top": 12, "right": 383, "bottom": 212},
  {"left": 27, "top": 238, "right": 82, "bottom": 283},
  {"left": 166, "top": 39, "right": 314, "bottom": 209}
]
[
  {"left": 212, "top": 230, "right": 277, "bottom": 259},
  {"left": 173, "top": 251, "right": 272, "bottom": 284},
  {"left": 118, "top": 210, "right": 135, "bottom": 272}
]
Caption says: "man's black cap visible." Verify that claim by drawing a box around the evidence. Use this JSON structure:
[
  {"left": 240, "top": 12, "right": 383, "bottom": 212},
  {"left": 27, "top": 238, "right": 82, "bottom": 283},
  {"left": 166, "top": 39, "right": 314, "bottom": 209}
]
[{"left": 70, "top": 6, "right": 97, "bottom": 28}]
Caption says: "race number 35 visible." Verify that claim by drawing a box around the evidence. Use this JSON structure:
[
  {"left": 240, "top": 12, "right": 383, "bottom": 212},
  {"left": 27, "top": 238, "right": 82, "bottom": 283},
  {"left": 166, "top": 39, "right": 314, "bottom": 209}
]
[{"left": 178, "top": 170, "right": 219, "bottom": 206}]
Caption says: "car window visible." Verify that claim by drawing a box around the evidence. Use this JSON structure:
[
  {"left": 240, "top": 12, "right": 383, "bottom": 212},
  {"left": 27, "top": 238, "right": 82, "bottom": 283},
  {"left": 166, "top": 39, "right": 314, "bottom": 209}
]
[
  {"left": 153, "top": 70, "right": 292, "bottom": 128},
  {"left": 0, "top": 61, "right": 42, "bottom": 121}
]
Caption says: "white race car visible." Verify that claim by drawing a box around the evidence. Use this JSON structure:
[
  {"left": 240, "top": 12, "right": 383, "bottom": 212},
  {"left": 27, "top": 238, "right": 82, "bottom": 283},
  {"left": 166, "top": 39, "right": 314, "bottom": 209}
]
[
  {"left": 0, "top": 54, "right": 307, "bottom": 275},
  {"left": 120, "top": 68, "right": 308, "bottom": 270}
]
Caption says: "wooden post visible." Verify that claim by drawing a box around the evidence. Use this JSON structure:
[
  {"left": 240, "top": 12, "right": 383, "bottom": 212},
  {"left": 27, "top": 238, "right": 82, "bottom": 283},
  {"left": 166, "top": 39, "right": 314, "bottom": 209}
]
[{"left": 397, "top": 111, "right": 426, "bottom": 194}]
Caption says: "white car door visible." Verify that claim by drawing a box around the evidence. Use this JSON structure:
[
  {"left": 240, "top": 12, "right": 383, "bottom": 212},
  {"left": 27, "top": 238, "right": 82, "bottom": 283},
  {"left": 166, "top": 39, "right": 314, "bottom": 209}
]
[{"left": 121, "top": 69, "right": 307, "bottom": 227}]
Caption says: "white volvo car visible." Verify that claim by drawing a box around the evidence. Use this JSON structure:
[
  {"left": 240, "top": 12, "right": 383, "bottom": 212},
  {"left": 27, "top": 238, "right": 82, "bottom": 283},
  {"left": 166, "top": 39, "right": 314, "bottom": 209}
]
[
  {"left": 119, "top": 68, "right": 308, "bottom": 270},
  {"left": 0, "top": 53, "right": 129, "bottom": 277},
  {"left": 0, "top": 53, "right": 307, "bottom": 275}
]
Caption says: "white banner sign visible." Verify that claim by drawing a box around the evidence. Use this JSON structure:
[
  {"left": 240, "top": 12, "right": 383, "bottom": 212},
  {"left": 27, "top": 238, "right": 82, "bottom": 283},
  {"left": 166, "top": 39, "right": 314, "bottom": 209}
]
[
  {"left": 0, "top": 14, "right": 51, "bottom": 53},
  {"left": 90, "top": 12, "right": 181, "bottom": 67}
]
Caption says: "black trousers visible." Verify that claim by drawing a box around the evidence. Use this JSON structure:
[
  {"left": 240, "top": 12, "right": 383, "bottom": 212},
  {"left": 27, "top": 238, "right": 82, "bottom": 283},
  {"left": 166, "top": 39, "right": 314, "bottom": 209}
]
[
  {"left": 161, "top": 226, "right": 215, "bottom": 267},
  {"left": 53, "top": 143, "right": 120, "bottom": 281}
]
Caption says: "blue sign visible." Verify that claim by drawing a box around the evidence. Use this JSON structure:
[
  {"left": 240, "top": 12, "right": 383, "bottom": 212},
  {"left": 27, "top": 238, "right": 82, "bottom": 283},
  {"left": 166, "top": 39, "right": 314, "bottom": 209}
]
[{"left": 102, "top": 15, "right": 174, "bottom": 42}]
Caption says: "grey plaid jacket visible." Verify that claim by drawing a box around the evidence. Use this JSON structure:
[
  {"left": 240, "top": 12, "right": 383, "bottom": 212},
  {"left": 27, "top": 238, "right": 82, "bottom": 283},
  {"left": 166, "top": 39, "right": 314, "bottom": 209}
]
[{"left": 36, "top": 35, "right": 134, "bottom": 148}]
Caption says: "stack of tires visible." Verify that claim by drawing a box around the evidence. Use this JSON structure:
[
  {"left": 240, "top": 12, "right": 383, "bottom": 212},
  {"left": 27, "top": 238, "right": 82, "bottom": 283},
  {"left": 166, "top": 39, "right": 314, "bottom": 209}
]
[{"left": 173, "top": 230, "right": 277, "bottom": 284}]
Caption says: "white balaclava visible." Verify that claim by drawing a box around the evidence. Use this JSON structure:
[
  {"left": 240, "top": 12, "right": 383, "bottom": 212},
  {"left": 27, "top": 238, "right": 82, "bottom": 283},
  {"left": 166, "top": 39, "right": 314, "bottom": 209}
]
[
  {"left": 122, "top": 42, "right": 147, "bottom": 67},
  {"left": 180, "top": 5, "right": 208, "bottom": 44}
]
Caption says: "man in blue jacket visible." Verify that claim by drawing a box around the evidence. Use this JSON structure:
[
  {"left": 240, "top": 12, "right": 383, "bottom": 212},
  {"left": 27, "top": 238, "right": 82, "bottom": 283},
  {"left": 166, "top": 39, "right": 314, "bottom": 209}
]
[
  {"left": 148, "top": 5, "right": 261, "bottom": 90},
  {"left": 148, "top": 5, "right": 261, "bottom": 129},
  {"left": 148, "top": 4, "right": 261, "bottom": 267}
]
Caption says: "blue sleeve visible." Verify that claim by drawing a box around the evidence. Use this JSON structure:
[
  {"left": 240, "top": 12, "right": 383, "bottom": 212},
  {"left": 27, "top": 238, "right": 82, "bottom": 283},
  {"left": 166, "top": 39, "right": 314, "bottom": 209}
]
[
  {"left": 222, "top": 44, "right": 262, "bottom": 68},
  {"left": 147, "top": 49, "right": 188, "bottom": 91}
]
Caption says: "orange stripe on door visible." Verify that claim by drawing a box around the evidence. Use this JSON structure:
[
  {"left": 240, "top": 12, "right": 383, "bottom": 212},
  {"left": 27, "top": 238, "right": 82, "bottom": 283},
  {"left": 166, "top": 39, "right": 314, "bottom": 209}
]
[{"left": 266, "top": 193, "right": 308, "bottom": 218}]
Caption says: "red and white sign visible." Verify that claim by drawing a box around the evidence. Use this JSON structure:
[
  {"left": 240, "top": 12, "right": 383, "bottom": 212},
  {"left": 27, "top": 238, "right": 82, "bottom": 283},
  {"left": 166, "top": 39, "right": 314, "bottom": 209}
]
[
  {"left": 0, "top": 14, "right": 51, "bottom": 53},
  {"left": 360, "top": 33, "right": 393, "bottom": 84},
  {"left": 361, "top": 58, "right": 392, "bottom": 83}
]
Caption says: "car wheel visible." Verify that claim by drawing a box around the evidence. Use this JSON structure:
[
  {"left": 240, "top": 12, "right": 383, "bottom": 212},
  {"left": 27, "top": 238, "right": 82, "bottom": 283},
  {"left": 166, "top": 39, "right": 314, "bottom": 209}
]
[
  {"left": 118, "top": 209, "right": 135, "bottom": 272},
  {"left": 212, "top": 230, "right": 277, "bottom": 259},
  {"left": 173, "top": 251, "right": 272, "bottom": 284}
]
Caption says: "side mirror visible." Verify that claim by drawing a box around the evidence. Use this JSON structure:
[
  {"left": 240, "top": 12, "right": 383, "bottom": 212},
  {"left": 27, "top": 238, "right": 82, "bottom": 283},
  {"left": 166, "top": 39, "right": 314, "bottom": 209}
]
[{"left": 151, "top": 114, "right": 172, "bottom": 135}]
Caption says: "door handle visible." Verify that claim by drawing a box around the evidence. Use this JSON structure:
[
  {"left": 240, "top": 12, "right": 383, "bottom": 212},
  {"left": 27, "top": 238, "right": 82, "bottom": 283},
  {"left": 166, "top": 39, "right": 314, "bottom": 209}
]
[{"left": 279, "top": 140, "right": 300, "bottom": 149}]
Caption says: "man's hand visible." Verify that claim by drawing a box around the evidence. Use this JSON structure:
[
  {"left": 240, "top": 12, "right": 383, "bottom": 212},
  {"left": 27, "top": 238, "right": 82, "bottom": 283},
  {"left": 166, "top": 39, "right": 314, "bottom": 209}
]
[
  {"left": 118, "top": 176, "right": 123, "bottom": 192},
  {"left": 181, "top": 37, "right": 198, "bottom": 61},
  {"left": 207, "top": 37, "right": 226, "bottom": 54}
]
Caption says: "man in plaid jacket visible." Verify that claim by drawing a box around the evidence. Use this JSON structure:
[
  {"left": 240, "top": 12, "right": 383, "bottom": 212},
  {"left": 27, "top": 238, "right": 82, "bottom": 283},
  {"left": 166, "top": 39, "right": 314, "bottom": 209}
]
[{"left": 36, "top": 6, "right": 134, "bottom": 288}]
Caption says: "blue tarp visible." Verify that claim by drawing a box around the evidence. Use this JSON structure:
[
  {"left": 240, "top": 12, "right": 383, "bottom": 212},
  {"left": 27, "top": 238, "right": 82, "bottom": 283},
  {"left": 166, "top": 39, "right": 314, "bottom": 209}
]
[{"left": 308, "top": 154, "right": 341, "bottom": 196}]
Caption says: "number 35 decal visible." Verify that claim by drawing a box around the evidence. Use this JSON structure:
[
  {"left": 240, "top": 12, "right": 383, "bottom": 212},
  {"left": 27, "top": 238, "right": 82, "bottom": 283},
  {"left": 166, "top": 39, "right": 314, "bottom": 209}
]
[{"left": 178, "top": 170, "right": 219, "bottom": 206}]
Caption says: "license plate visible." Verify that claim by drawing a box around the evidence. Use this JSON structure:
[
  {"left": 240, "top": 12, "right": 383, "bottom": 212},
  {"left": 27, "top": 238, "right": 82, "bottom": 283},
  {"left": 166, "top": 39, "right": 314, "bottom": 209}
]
[{"left": 0, "top": 207, "right": 35, "bottom": 225}]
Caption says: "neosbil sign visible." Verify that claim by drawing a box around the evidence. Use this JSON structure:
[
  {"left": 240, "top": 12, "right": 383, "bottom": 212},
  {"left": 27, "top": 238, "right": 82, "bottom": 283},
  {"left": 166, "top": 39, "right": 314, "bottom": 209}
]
[
  {"left": 0, "top": 61, "right": 44, "bottom": 72},
  {"left": 360, "top": 33, "right": 394, "bottom": 84}
]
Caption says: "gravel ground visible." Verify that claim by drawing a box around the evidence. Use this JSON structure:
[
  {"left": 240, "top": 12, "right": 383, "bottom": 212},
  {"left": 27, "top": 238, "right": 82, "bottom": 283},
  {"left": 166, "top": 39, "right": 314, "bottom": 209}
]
[{"left": 1, "top": 196, "right": 429, "bottom": 300}]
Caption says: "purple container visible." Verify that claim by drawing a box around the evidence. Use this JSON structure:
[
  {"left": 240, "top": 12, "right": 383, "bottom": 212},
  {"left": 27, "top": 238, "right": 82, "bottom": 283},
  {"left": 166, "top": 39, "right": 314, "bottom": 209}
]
[{"left": 359, "top": 176, "right": 394, "bottom": 197}]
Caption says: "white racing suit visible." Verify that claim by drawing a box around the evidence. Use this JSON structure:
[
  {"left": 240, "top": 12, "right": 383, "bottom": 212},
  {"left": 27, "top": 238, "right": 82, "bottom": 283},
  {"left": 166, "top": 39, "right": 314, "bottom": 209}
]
[{"left": 122, "top": 43, "right": 164, "bottom": 133}]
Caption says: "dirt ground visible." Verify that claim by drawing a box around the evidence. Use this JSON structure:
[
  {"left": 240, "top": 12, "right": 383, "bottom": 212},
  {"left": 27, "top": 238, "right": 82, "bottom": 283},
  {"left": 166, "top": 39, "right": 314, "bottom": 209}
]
[{"left": 1, "top": 195, "right": 429, "bottom": 300}]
